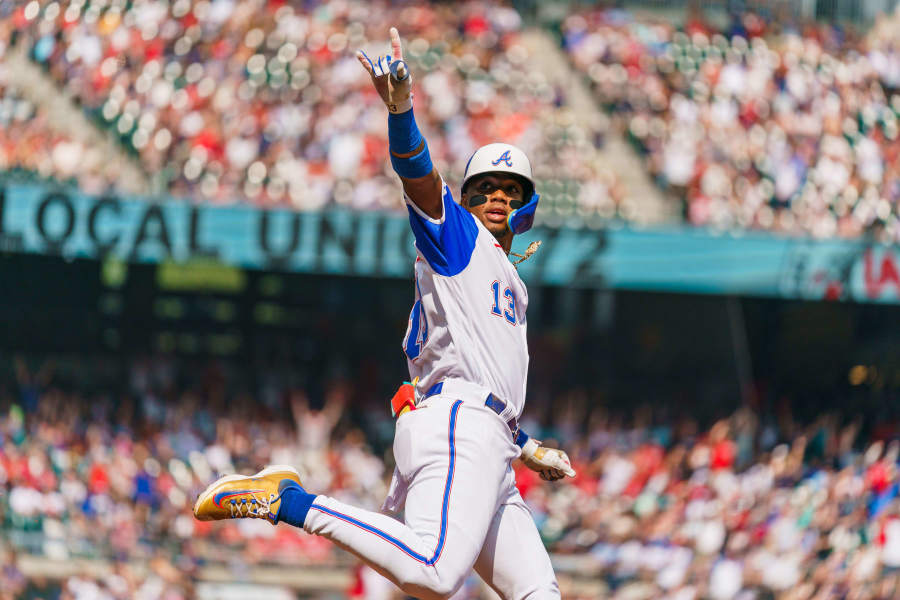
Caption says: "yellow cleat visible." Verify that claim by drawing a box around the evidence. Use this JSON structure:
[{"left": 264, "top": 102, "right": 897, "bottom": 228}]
[{"left": 193, "top": 464, "right": 302, "bottom": 523}]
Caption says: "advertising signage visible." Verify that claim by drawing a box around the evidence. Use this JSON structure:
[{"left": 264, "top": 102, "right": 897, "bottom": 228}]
[{"left": 2, "top": 181, "right": 899, "bottom": 303}]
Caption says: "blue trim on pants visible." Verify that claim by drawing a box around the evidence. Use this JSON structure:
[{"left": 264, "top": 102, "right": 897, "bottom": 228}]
[{"left": 309, "top": 399, "right": 462, "bottom": 565}]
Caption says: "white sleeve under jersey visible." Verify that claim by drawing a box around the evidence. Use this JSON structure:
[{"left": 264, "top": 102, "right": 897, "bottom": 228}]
[{"left": 401, "top": 180, "right": 529, "bottom": 418}]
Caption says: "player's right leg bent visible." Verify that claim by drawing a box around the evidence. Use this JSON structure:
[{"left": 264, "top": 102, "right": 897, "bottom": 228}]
[
  {"left": 193, "top": 395, "right": 511, "bottom": 600},
  {"left": 193, "top": 396, "right": 518, "bottom": 599},
  {"left": 301, "top": 396, "right": 520, "bottom": 599}
]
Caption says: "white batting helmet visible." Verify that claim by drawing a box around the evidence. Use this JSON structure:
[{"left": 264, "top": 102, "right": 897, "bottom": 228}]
[
  {"left": 461, "top": 143, "right": 540, "bottom": 234},
  {"left": 462, "top": 143, "right": 535, "bottom": 199}
]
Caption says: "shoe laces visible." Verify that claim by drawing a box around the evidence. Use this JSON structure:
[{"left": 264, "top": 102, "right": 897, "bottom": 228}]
[{"left": 227, "top": 491, "right": 279, "bottom": 519}]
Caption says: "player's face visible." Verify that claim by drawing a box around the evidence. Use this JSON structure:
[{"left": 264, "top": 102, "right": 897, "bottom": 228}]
[{"left": 462, "top": 174, "right": 525, "bottom": 240}]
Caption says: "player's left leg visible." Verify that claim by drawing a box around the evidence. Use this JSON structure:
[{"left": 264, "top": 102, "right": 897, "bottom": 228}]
[
  {"left": 473, "top": 477, "right": 561, "bottom": 600},
  {"left": 294, "top": 398, "right": 519, "bottom": 599},
  {"left": 196, "top": 397, "right": 520, "bottom": 600}
]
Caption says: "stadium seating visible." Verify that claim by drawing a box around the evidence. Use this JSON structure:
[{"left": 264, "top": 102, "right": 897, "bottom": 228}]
[
  {"left": 0, "top": 56, "right": 93, "bottom": 188},
  {"left": 12, "top": 0, "right": 615, "bottom": 221},
  {"left": 7, "top": 4, "right": 900, "bottom": 599},
  {"left": 7, "top": 2, "right": 900, "bottom": 240},
  {"left": 3, "top": 353, "right": 900, "bottom": 598},
  {"left": 561, "top": 8, "right": 900, "bottom": 240}
]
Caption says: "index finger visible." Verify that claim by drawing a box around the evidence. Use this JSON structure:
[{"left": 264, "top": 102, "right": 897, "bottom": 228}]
[{"left": 389, "top": 27, "right": 403, "bottom": 60}]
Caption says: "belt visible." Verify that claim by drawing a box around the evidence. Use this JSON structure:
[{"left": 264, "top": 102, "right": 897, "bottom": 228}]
[{"left": 422, "top": 381, "right": 519, "bottom": 438}]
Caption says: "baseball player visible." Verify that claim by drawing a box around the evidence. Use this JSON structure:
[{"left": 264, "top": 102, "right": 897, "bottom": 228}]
[{"left": 193, "top": 28, "right": 575, "bottom": 600}]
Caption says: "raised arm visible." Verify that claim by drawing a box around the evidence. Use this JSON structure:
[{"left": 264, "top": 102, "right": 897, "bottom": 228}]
[{"left": 357, "top": 28, "right": 443, "bottom": 218}]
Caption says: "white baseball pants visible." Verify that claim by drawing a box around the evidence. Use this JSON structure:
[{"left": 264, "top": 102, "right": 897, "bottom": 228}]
[{"left": 302, "top": 394, "right": 560, "bottom": 600}]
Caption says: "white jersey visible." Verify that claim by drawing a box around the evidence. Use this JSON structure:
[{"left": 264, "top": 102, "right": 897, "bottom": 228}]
[
  {"left": 302, "top": 179, "right": 558, "bottom": 597},
  {"left": 401, "top": 181, "right": 529, "bottom": 418}
]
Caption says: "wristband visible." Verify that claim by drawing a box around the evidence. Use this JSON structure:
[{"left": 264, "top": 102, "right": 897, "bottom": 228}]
[
  {"left": 390, "top": 146, "right": 433, "bottom": 179},
  {"left": 388, "top": 110, "right": 422, "bottom": 154},
  {"left": 387, "top": 97, "right": 413, "bottom": 114},
  {"left": 514, "top": 429, "right": 531, "bottom": 449},
  {"left": 388, "top": 110, "right": 433, "bottom": 179}
]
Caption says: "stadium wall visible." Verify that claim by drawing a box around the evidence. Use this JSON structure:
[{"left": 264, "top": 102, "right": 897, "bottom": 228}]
[{"left": 3, "top": 180, "right": 900, "bottom": 303}]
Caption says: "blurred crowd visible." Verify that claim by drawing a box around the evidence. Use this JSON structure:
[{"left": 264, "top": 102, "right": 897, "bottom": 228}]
[
  {"left": 0, "top": 355, "right": 396, "bottom": 599},
  {"left": 7, "top": 0, "right": 617, "bottom": 220},
  {"left": 529, "top": 404, "right": 900, "bottom": 600},
  {"left": 4, "top": 354, "right": 900, "bottom": 599},
  {"left": 0, "top": 30, "right": 114, "bottom": 192},
  {"left": 1, "top": 1, "right": 900, "bottom": 238},
  {"left": 562, "top": 7, "right": 900, "bottom": 241}
]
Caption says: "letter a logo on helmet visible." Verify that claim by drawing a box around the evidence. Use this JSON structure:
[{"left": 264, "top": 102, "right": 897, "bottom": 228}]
[
  {"left": 462, "top": 143, "right": 540, "bottom": 234},
  {"left": 491, "top": 151, "right": 513, "bottom": 167}
]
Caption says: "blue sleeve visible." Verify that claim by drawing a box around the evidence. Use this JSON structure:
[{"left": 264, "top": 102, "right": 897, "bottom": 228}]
[{"left": 406, "top": 184, "right": 478, "bottom": 277}]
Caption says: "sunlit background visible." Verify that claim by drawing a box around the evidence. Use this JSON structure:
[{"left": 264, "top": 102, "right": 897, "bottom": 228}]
[{"left": 3, "top": 0, "right": 900, "bottom": 598}]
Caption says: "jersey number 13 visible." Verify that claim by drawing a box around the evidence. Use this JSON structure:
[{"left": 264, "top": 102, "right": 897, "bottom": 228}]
[{"left": 490, "top": 281, "right": 516, "bottom": 325}]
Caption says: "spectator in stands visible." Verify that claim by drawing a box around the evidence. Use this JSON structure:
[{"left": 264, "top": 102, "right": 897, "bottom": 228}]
[
  {"left": 563, "top": 6, "right": 900, "bottom": 241},
  {"left": 10, "top": 0, "right": 615, "bottom": 221},
  {"left": 5, "top": 350, "right": 900, "bottom": 598}
]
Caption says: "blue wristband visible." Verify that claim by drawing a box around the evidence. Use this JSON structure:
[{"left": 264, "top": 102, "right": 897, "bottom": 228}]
[
  {"left": 388, "top": 110, "right": 433, "bottom": 179},
  {"left": 514, "top": 429, "right": 530, "bottom": 449},
  {"left": 390, "top": 145, "right": 433, "bottom": 179},
  {"left": 388, "top": 110, "right": 422, "bottom": 153}
]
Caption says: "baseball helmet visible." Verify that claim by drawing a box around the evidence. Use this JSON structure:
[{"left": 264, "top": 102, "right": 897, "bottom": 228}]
[{"left": 462, "top": 143, "right": 540, "bottom": 234}]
